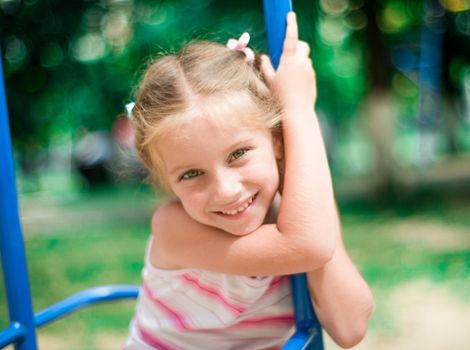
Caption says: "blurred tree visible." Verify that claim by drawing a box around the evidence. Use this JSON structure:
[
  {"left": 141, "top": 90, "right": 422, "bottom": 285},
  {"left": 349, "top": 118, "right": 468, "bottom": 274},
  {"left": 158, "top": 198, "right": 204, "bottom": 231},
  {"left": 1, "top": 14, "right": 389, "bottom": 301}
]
[
  {"left": 0, "top": 0, "right": 266, "bottom": 177},
  {"left": 361, "top": 0, "right": 398, "bottom": 199},
  {"left": 1, "top": 0, "right": 94, "bottom": 172},
  {"left": 441, "top": 6, "right": 470, "bottom": 154},
  {"left": 1, "top": 0, "right": 469, "bottom": 196}
]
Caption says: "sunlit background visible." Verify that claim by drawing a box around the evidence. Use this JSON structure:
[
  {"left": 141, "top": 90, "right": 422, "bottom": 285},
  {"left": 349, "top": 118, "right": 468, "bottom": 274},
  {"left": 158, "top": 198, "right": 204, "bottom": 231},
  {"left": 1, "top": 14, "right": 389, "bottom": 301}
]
[{"left": 1, "top": 0, "right": 469, "bottom": 349}]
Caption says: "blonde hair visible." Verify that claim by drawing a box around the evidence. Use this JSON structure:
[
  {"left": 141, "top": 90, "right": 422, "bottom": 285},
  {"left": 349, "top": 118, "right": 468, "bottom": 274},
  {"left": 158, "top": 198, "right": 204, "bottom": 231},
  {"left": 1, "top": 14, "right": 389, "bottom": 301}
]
[{"left": 132, "top": 41, "right": 282, "bottom": 191}]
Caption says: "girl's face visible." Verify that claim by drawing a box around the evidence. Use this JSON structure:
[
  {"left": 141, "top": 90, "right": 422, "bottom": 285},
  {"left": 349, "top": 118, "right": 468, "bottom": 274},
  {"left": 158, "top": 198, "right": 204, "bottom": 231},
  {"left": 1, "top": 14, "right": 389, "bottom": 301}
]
[{"left": 157, "top": 116, "right": 282, "bottom": 236}]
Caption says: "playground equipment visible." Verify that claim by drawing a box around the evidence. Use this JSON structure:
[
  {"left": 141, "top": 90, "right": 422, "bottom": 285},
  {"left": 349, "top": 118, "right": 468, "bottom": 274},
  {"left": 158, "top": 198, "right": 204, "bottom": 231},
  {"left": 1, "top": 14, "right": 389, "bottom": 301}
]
[{"left": 0, "top": 1, "right": 324, "bottom": 349}]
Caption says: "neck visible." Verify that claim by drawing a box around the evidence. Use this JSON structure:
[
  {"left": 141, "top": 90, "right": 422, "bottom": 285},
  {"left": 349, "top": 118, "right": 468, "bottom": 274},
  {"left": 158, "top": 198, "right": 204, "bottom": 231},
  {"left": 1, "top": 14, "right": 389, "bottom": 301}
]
[{"left": 263, "top": 192, "right": 281, "bottom": 225}]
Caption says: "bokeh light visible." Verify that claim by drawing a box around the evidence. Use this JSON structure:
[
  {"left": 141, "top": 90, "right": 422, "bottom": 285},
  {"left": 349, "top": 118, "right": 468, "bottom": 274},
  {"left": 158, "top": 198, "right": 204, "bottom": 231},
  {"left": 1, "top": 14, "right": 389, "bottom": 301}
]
[
  {"left": 440, "top": 0, "right": 470, "bottom": 12},
  {"left": 71, "top": 33, "right": 107, "bottom": 63},
  {"left": 377, "top": 1, "right": 413, "bottom": 34},
  {"left": 4, "top": 35, "right": 28, "bottom": 70}
]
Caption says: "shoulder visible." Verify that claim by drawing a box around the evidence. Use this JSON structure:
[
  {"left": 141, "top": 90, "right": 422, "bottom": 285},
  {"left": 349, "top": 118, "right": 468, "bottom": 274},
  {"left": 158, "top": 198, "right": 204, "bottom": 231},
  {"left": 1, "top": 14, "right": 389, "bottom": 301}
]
[
  {"left": 149, "top": 199, "right": 188, "bottom": 270},
  {"left": 151, "top": 199, "right": 186, "bottom": 230}
]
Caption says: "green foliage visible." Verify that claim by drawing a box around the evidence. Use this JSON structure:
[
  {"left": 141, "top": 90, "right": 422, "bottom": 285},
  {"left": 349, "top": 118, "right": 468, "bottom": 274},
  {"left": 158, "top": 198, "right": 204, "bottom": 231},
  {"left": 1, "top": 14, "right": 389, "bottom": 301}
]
[
  {"left": 1, "top": 0, "right": 469, "bottom": 166},
  {"left": 0, "top": 0, "right": 267, "bottom": 154},
  {"left": 1, "top": 0, "right": 374, "bottom": 151}
]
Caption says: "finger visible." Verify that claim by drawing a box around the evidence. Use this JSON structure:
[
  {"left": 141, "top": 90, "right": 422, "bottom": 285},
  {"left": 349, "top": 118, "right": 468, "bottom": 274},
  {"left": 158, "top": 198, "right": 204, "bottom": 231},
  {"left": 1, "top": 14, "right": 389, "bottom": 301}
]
[
  {"left": 283, "top": 12, "right": 298, "bottom": 54},
  {"left": 296, "top": 41, "right": 310, "bottom": 57},
  {"left": 260, "top": 55, "right": 276, "bottom": 85}
]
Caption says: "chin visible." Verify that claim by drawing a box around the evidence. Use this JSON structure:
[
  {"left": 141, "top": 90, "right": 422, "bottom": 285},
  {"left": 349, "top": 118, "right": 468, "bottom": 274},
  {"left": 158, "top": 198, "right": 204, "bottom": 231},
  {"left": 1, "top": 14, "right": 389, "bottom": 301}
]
[
  {"left": 229, "top": 229, "right": 254, "bottom": 236},
  {"left": 226, "top": 221, "right": 263, "bottom": 236}
]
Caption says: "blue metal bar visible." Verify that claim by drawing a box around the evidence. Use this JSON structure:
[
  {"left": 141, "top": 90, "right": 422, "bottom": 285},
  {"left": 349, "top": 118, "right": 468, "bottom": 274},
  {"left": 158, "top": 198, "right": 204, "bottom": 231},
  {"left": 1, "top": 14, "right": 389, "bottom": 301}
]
[
  {"left": 0, "top": 285, "right": 139, "bottom": 347},
  {"left": 0, "top": 47, "right": 38, "bottom": 350},
  {"left": 262, "top": 2, "right": 324, "bottom": 350},
  {"left": 291, "top": 274, "right": 316, "bottom": 330},
  {"left": 263, "top": 0, "right": 293, "bottom": 68},
  {"left": 290, "top": 275, "right": 324, "bottom": 350},
  {"left": 35, "top": 285, "right": 139, "bottom": 328},
  {"left": 0, "top": 322, "right": 27, "bottom": 349},
  {"left": 3, "top": 284, "right": 315, "bottom": 349},
  {"left": 415, "top": 0, "right": 445, "bottom": 166},
  {"left": 282, "top": 329, "right": 316, "bottom": 350},
  {"left": 417, "top": 0, "right": 444, "bottom": 130}
]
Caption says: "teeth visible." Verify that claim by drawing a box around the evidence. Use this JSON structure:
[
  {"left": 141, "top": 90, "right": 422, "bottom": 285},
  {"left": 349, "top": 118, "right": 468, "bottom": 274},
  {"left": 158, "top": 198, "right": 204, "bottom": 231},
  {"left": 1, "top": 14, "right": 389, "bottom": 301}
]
[{"left": 221, "top": 195, "right": 255, "bottom": 215}]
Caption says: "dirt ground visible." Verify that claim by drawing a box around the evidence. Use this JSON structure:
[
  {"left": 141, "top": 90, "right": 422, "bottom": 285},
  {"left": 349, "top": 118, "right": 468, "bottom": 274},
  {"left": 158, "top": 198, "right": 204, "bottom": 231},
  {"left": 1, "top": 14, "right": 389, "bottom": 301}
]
[{"left": 325, "top": 279, "right": 470, "bottom": 350}]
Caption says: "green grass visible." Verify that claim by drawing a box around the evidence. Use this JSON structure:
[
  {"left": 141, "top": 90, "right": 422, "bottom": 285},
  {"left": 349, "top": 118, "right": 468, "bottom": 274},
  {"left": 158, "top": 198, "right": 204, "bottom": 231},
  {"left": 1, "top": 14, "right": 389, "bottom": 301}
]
[
  {"left": 0, "top": 185, "right": 159, "bottom": 347},
  {"left": 1, "top": 185, "right": 469, "bottom": 349}
]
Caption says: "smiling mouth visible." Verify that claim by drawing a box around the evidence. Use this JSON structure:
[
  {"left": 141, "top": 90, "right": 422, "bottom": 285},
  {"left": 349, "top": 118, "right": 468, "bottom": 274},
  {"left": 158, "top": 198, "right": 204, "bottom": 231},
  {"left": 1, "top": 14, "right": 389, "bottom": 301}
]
[{"left": 217, "top": 193, "right": 258, "bottom": 216}]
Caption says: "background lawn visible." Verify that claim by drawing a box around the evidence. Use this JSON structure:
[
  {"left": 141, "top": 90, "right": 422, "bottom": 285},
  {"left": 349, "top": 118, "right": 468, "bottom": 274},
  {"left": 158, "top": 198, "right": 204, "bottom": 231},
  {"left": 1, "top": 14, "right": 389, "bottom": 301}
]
[{"left": 1, "top": 180, "right": 469, "bottom": 350}]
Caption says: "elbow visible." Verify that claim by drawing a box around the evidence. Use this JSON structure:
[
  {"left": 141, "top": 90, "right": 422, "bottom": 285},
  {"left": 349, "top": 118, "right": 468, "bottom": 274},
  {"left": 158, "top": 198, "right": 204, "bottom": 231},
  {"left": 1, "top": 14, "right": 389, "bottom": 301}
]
[
  {"left": 329, "top": 291, "right": 375, "bottom": 348},
  {"left": 316, "top": 223, "right": 338, "bottom": 267},
  {"left": 332, "top": 320, "right": 369, "bottom": 348},
  {"left": 304, "top": 230, "right": 336, "bottom": 270}
]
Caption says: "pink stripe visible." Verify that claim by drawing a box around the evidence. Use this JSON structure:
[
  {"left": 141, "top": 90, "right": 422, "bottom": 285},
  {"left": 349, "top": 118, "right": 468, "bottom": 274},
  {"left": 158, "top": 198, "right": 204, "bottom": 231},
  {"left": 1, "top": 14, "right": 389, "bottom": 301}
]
[
  {"left": 135, "top": 320, "right": 178, "bottom": 350},
  {"left": 265, "top": 276, "right": 284, "bottom": 294},
  {"left": 142, "top": 282, "right": 190, "bottom": 330},
  {"left": 262, "top": 276, "right": 292, "bottom": 301},
  {"left": 232, "top": 314, "right": 295, "bottom": 328},
  {"left": 212, "top": 337, "right": 284, "bottom": 349},
  {"left": 180, "top": 273, "right": 246, "bottom": 315}
]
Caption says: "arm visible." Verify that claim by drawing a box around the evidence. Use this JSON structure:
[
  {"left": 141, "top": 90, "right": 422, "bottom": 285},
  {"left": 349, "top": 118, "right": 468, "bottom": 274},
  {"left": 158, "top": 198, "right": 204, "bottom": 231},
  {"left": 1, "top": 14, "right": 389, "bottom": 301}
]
[
  {"left": 261, "top": 12, "right": 339, "bottom": 268},
  {"left": 151, "top": 12, "right": 336, "bottom": 276},
  {"left": 151, "top": 197, "right": 330, "bottom": 276},
  {"left": 307, "top": 208, "right": 374, "bottom": 348},
  {"left": 262, "top": 13, "right": 374, "bottom": 347}
]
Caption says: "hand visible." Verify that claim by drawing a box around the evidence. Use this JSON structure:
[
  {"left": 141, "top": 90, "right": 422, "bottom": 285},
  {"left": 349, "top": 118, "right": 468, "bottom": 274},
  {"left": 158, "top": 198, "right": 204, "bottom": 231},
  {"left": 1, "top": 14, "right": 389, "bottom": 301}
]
[{"left": 261, "top": 12, "right": 317, "bottom": 115}]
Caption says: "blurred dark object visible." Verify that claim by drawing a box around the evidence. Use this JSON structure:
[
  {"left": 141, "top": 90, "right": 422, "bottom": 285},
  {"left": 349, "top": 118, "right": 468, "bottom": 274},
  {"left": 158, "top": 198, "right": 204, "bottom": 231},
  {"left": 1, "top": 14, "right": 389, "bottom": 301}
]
[
  {"left": 111, "top": 115, "right": 147, "bottom": 183},
  {"left": 72, "top": 120, "right": 147, "bottom": 188},
  {"left": 73, "top": 131, "right": 115, "bottom": 187}
]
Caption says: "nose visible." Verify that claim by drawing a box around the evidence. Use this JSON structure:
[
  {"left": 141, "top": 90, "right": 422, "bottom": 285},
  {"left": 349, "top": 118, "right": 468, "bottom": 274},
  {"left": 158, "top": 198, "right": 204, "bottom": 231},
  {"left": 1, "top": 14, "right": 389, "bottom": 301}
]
[{"left": 210, "top": 168, "right": 242, "bottom": 205}]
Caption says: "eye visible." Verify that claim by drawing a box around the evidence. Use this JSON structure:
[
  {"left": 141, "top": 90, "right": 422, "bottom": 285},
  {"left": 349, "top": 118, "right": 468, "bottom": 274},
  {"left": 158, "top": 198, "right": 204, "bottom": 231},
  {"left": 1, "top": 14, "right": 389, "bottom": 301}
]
[
  {"left": 229, "top": 148, "right": 249, "bottom": 162},
  {"left": 180, "top": 169, "right": 202, "bottom": 180}
]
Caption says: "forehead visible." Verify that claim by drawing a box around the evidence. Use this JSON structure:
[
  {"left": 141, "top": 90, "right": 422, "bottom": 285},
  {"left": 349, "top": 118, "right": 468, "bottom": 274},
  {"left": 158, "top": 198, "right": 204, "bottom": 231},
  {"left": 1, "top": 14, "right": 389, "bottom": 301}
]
[
  {"left": 192, "top": 91, "right": 269, "bottom": 129},
  {"left": 156, "top": 117, "right": 272, "bottom": 171},
  {"left": 159, "top": 116, "right": 270, "bottom": 152}
]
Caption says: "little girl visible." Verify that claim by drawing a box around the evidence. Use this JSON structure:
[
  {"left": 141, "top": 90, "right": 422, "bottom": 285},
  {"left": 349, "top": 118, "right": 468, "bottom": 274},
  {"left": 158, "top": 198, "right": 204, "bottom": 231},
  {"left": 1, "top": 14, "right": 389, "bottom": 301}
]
[{"left": 124, "top": 12, "right": 373, "bottom": 350}]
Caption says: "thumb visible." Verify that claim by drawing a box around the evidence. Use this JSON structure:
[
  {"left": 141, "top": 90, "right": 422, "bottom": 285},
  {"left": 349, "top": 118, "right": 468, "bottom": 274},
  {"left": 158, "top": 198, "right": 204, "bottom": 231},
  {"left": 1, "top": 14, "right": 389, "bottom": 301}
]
[{"left": 260, "top": 55, "right": 276, "bottom": 87}]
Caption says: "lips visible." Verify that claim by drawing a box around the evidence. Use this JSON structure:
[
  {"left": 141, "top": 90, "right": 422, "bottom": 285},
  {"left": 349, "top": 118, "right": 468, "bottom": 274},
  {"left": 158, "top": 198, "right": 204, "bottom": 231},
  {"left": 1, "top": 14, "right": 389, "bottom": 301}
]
[{"left": 216, "top": 193, "right": 258, "bottom": 217}]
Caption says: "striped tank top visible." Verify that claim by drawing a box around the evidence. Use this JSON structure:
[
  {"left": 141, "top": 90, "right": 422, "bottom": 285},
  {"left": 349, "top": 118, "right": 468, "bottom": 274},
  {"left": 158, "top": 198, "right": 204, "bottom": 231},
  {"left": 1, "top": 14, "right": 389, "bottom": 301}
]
[{"left": 123, "top": 239, "right": 295, "bottom": 350}]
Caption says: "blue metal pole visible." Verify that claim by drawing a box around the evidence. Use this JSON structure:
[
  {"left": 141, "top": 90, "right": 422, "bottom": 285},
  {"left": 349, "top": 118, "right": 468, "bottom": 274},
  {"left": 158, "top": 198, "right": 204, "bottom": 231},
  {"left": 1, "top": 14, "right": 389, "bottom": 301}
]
[
  {"left": 0, "top": 49, "right": 38, "bottom": 349},
  {"left": 0, "top": 322, "right": 27, "bottom": 349},
  {"left": 263, "top": 0, "right": 292, "bottom": 69},
  {"left": 35, "top": 285, "right": 139, "bottom": 328},
  {"left": 418, "top": 0, "right": 444, "bottom": 122},
  {"left": 262, "top": 2, "right": 324, "bottom": 349},
  {"left": 416, "top": 0, "right": 444, "bottom": 166},
  {"left": 290, "top": 274, "right": 324, "bottom": 350}
]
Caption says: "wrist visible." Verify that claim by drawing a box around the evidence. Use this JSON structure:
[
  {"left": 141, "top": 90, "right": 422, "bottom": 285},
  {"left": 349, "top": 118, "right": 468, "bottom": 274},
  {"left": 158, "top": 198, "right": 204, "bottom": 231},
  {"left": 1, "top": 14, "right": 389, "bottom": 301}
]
[{"left": 282, "top": 106, "right": 317, "bottom": 124}]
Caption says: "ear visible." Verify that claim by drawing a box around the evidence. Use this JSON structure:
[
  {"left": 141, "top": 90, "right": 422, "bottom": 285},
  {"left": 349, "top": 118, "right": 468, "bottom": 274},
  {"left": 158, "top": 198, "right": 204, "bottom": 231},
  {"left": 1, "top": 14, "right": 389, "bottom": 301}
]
[{"left": 272, "top": 134, "right": 284, "bottom": 161}]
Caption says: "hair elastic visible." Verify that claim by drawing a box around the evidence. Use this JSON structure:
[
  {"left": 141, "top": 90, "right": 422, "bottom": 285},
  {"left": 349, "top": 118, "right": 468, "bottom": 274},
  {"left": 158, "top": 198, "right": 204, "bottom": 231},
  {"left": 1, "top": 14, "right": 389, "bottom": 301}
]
[
  {"left": 125, "top": 102, "right": 135, "bottom": 120},
  {"left": 226, "top": 32, "right": 255, "bottom": 64}
]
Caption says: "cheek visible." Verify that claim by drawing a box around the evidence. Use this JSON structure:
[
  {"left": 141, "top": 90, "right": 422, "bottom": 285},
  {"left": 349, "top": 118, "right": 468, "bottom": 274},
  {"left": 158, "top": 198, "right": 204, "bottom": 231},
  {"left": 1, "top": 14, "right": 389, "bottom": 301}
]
[
  {"left": 246, "top": 158, "right": 280, "bottom": 189},
  {"left": 176, "top": 188, "right": 208, "bottom": 216}
]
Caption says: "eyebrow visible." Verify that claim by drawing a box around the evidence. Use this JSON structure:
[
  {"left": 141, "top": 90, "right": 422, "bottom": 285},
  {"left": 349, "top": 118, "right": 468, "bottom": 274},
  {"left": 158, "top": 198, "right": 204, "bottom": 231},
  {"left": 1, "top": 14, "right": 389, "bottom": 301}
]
[{"left": 168, "top": 137, "right": 256, "bottom": 177}]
